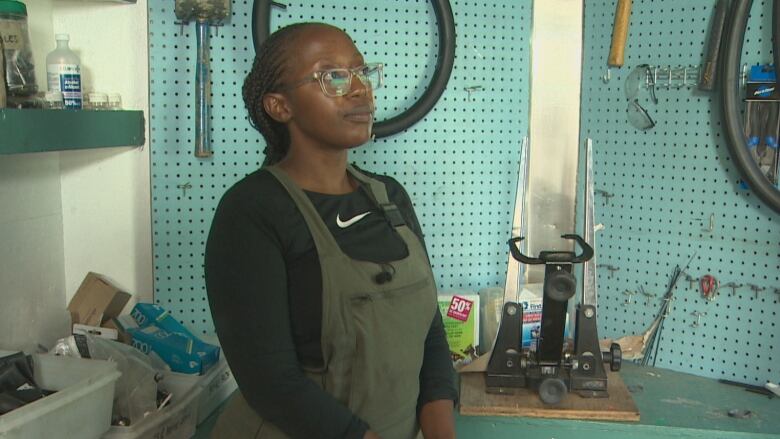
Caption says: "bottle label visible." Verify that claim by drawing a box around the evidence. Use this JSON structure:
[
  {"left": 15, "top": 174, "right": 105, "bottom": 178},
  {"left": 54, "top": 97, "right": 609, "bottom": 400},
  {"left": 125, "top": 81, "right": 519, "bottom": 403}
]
[
  {"left": 0, "top": 21, "right": 23, "bottom": 50},
  {"left": 47, "top": 64, "right": 82, "bottom": 109}
]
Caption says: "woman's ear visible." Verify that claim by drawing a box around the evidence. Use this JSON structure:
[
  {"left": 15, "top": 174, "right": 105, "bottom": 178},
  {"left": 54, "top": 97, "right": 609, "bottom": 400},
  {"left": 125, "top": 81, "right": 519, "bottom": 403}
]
[{"left": 262, "top": 92, "right": 292, "bottom": 123}]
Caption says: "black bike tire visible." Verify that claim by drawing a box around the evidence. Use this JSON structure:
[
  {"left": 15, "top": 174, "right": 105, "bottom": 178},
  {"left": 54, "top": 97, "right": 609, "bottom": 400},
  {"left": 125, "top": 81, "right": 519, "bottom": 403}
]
[{"left": 721, "top": 0, "right": 780, "bottom": 214}]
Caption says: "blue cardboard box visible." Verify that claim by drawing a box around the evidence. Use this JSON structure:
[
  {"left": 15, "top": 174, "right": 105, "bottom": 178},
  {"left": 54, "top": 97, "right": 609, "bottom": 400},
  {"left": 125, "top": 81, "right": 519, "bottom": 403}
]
[
  {"left": 126, "top": 303, "right": 220, "bottom": 374},
  {"left": 130, "top": 303, "right": 197, "bottom": 338}
]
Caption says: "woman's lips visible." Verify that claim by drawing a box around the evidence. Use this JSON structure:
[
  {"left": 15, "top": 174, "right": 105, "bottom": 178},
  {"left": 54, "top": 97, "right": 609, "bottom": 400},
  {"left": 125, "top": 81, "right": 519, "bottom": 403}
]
[
  {"left": 344, "top": 105, "right": 374, "bottom": 123},
  {"left": 344, "top": 112, "right": 373, "bottom": 123}
]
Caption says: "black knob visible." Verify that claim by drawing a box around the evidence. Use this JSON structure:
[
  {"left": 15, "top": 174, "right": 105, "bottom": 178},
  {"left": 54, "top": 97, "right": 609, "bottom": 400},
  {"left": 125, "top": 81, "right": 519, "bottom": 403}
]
[
  {"left": 545, "top": 270, "right": 576, "bottom": 302},
  {"left": 602, "top": 342, "right": 622, "bottom": 372},
  {"left": 538, "top": 377, "right": 568, "bottom": 405}
]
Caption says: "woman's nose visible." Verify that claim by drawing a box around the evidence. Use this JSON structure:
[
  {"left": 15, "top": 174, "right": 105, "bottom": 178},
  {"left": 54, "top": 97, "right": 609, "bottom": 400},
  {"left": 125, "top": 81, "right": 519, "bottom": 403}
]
[{"left": 347, "top": 74, "right": 369, "bottom": 97}]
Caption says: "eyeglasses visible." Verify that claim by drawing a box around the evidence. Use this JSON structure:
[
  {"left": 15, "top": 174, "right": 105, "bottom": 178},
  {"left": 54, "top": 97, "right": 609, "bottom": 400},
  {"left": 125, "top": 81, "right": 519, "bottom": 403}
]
[
  {"left": 624, "top": 64, "right": 657, "bottom": 130},
  {"left": 282, "top": 63, "right": 384, "bottom": 97}
]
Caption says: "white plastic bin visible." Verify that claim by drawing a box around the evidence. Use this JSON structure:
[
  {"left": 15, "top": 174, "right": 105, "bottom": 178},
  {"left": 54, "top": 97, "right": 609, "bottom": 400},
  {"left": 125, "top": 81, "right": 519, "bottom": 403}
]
[
  {"left": 195, "top": 356, "right": 237, "bottom": 424},
  {"left": 0, "top": 353, "right": 121, "bottom": 439},
  {"left": 102, "top": 369, "right": 201, "bottom": 439}
]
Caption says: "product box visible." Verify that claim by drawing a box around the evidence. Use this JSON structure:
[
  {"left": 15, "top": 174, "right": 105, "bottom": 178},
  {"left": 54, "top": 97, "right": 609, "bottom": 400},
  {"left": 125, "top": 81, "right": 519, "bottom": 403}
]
[
  {"left": 518, "top": 284, "right": 570, "bottom": 349},
  {"left": 67, "top": 272, "right": 131, "bottom": 328},
  {"left": 130, "top": 303, "right": 197, "bottom": 338},
  {"left": 125, "top": 303, "right": 220, "bottom": 374},
  {"left": 745, "top": 64, "right": 780, "bottom": 101},
  {"left": 437, "top": 293, "right": 480, "bottom": 367},
  {"left": 126, "top": 324, "right": 220, "bottom": 375}
]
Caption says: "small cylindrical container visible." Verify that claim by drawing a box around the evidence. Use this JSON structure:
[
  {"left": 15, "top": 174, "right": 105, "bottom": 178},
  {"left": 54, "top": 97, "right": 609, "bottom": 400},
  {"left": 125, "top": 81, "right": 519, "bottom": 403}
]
[
  {"left": 0, "top": 0, "right": 38, "bottom": 97},
  {"left": 107, "top": 92, "right": 122, "bottom": 110},
  {"left": 46, "top": 33, "right": 82, "bottom": 109},
  {"left": 43, "top": 90, "right": 64, "bottom": 109},
  {"left": 86, "top": 91, "right": 108, "bottom": 110}
]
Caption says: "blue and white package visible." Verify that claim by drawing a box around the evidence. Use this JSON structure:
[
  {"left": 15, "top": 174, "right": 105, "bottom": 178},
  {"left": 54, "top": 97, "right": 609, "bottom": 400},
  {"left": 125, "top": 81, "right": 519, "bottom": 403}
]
[{"left": 519, "top": 285, "right": 570, "bottom": 349}]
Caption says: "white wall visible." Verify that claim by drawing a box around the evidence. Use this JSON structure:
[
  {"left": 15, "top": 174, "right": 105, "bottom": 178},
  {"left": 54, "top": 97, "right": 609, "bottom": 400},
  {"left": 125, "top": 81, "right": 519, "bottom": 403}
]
[
  {"left": 0, "top": 154, "right": 70, "bottom": 351},
  {"left": 0, "top": 0, "right": 151, "bottom": 351},
  {"left": 52, "top": 0, "right": 152, "bottom": 305}
]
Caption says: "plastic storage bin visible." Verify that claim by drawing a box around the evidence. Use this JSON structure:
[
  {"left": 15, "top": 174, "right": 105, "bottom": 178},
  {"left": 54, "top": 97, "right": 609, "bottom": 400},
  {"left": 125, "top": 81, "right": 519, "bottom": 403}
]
[
  {"left": 195, "top": 355, "right": 237, "bottom": 424},
  {"left": 0, "top": 353, "right": 121, "bottom": 439},
  {"left": 101, "top": 369, "right": 201, "bottom": 439}
]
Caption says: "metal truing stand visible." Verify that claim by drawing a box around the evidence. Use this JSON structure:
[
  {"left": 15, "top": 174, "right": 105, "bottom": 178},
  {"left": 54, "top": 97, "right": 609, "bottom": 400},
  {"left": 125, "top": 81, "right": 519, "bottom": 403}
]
[{"left": 486, "top": 139, "right": 621, "bottom": 405}]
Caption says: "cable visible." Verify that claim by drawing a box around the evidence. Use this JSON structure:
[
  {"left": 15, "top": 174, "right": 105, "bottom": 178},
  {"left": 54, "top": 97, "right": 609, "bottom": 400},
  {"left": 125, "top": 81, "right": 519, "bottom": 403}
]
[
  {"left": 721, "top": 0, "right": 780, "bottom": 214},
  {"left": 252, "top": 0, "right": 456, "bottom": 139}
]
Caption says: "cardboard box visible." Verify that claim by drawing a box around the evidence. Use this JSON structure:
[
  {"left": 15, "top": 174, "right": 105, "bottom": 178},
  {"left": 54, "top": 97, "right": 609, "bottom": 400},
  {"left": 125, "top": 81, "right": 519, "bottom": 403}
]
[
  {"left": 127, "top": 324, "right": 220, "bottom": 374},
  {"left": 67, "top": 272, "right": 131, "bottom": 327},
  {"left": 126, "top": 303, "right": 220, "bottom": 374},
  {"left": 438, "top": 293, "right": 480, "bottom": 368},
  {"left": 518, "top": 285, "right": 570, "bottom": 349},
  {"left": 130, "top": 303, "right": 197, "bottom": 338}
]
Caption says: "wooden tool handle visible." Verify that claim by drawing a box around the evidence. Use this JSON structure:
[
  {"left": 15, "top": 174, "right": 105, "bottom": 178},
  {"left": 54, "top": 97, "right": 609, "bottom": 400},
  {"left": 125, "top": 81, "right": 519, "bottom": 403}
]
[{"left": 608, "top": 0, "right": 632, "bottom": 67}]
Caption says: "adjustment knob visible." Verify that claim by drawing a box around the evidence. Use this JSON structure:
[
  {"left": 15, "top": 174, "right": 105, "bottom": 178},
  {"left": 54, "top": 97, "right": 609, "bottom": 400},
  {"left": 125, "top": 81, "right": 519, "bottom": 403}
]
[
  {"left": 538, "top": 377, "right": 568, "bottom": 405},
  {"left": 545, "top": 270, "right": 576, "bottom": 302},
  {"left": 602, "top": 342, "right": 622, "bottom": 372}
]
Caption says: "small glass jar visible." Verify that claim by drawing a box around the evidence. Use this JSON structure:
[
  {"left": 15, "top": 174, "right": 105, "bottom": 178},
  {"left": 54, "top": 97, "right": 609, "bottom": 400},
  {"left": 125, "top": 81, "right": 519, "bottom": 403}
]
[
  {"left": 107, "top": 92, "right": 122, "bottom": 110},
  {"left": 86, "top": 91, "right": 108, "bottom": 110},
  {"left": 43, "top": 90, "right": 64, "bottom": 109},
  {"left": 0, "top": 0, "right": 37, "bottom": 97}
]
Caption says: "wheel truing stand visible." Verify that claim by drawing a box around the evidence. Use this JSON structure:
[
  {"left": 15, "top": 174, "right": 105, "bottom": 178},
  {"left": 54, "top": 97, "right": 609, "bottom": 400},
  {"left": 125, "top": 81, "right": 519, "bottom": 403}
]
[{"left": 486, "top": 234, "right": 622, "bottom": 404}]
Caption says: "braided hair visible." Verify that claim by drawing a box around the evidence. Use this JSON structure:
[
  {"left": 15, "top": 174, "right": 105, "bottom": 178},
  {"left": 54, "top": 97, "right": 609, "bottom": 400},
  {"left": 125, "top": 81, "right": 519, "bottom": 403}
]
[{"left": 243, "top": 22, "right": 338, "bottom": 166}]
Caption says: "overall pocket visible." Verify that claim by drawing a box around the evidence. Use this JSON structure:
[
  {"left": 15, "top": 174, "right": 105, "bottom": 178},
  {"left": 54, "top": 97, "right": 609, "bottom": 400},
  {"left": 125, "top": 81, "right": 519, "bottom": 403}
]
[{"left": 347, "top": 279, "right": 435, "bottom": 429}]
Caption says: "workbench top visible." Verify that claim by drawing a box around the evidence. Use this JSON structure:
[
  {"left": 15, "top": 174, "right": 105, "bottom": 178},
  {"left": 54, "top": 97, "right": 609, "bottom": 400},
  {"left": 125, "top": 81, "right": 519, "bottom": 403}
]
[
  {"left": 195, "top": 362, "right": 779, "bottom": 438},
  {"left": 457, "top": 362, "right": 780, "bottom": 438}
]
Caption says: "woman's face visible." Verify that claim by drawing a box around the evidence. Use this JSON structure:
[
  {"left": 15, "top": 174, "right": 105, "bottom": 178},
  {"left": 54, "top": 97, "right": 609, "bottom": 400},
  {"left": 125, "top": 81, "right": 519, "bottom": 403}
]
[{"left": 280, "top": 26, "right": 375, "bottom": 152}]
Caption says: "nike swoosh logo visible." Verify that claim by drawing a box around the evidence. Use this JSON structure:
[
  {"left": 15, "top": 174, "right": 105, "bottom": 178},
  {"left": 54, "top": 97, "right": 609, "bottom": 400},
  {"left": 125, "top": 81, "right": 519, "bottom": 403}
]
[{"left": 336, "top": 211, "right": 372, "bottom": 228}]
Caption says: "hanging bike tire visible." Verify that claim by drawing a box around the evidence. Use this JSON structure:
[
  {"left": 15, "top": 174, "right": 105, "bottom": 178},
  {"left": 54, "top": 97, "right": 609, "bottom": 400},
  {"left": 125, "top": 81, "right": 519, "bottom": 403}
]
[
  {"left": 252, "top": 0, "right": 456, "bottom": 139},
  {"left": 721, "top": 0, "right": 780, "bottom": 214}
]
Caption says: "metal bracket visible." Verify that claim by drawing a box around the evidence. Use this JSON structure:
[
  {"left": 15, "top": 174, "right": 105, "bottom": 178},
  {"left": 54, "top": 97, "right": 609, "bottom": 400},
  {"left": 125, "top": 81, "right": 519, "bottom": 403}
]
[
  {"left": 747, "top": 283, "right": 766, "bottom": 299},
  {"left": 598, "top": 264, "right": 620, "bottom": 278},
  {"left": 691, "top": 311, "right": 706, "bottom": 328}
]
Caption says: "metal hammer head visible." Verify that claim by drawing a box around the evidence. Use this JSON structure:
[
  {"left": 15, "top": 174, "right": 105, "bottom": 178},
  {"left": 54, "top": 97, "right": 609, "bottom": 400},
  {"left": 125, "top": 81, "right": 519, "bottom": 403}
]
[{"left": 175, "top": 0, "right": 231, "bottom": 23}]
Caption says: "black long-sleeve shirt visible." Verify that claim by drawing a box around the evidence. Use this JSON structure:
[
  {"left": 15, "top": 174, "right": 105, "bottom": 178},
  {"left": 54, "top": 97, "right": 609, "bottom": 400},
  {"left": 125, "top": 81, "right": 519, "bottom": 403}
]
[{"left": 205, "top": 167, "right": 457, "bottom": 439}]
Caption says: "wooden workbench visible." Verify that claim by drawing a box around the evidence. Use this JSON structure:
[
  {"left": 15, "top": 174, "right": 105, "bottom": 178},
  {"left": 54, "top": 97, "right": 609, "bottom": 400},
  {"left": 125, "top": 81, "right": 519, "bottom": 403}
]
[
  {"left": 457, "top": 362, "right": 780, "bottom": 438},
  {"left": 459, "top": 368, "right": 640, "bottom": 421},
  {"left": 195, "top": 362, "right": 780, "bottom": 439}
]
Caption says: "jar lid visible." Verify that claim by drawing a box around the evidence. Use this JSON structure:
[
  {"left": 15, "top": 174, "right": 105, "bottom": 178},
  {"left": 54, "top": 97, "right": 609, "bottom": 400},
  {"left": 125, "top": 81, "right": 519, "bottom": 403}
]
[
  {"left": 44, "top": 91, "right": 63, "bottom": 102},
  {"left": 88, "top": 92, "right": 108, "bottom": 103},
  {"left": 0, "top": 0, "right": 27, "bottom": 16}
]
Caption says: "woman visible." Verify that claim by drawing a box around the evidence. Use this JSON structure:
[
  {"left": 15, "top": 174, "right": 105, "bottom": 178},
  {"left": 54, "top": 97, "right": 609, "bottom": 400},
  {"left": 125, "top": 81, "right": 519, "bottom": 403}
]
[{"left": 205, "top": 22, "right": 457, "bottom": 439}]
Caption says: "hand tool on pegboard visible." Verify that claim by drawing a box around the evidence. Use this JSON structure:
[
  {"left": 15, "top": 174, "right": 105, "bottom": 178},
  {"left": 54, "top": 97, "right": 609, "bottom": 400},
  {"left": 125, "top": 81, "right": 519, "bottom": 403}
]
[
  {"left": 603, "top": 0, "right": 632, "bottom": 83},
  {"left": 174, "top": 0, "right": 231, "bottom": 158}
]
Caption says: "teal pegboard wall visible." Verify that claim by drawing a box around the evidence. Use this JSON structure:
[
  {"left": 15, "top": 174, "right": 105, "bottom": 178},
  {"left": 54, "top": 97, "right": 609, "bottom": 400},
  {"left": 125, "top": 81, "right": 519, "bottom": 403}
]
[
  {"left": 583, "top": 0, "right": 779, "bottom": 384},
  {"left": 148, "top": 2, "right": 531, "bottom": 334}
]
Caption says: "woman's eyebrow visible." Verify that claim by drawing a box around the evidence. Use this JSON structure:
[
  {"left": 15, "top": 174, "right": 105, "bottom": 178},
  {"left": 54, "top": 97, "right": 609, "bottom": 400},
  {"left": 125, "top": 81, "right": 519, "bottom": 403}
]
[{"left": 315, "top": 59, "right": 366, "bottom": 70}]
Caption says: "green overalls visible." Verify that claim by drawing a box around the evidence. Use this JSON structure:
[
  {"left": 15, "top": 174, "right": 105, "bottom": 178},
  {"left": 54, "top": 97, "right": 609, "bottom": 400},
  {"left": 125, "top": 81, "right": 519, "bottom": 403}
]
[{"left": 211, "top": 165, "right": 438, "bottom": 439}]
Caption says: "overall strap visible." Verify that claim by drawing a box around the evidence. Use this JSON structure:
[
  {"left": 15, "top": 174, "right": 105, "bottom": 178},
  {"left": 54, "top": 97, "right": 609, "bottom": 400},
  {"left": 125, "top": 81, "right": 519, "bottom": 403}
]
[
  {"left": 265, "top": 165, "right": 342, "bottom": 257},
  {"left": 347, "top": 165, "right": 406, "bottom": 228}
]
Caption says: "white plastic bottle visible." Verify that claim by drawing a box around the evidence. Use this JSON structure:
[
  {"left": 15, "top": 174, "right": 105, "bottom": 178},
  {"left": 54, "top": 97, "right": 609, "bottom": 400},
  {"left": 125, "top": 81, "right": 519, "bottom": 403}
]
[{"left": 46, "top": 34, "right": 82, "bottom": 109}]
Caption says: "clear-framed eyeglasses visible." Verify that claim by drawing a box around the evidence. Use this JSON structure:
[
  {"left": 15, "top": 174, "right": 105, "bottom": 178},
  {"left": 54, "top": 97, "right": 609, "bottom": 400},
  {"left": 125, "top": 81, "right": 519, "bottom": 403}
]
[{"left": 283, "top": 63, "right": 384, "bottom": 97}]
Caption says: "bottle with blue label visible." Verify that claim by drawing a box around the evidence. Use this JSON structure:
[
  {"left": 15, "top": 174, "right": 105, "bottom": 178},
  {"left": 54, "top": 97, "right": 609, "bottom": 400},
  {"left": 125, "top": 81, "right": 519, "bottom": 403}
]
[{"left": 46, "top": 33, "right": 82, "bottom": 109}]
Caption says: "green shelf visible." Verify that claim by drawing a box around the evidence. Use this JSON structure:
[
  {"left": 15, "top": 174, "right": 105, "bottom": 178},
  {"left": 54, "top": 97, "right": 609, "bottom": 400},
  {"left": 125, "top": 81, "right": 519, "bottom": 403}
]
[{"left": 0, "top": 108, "right": 145, "bottom": 155}]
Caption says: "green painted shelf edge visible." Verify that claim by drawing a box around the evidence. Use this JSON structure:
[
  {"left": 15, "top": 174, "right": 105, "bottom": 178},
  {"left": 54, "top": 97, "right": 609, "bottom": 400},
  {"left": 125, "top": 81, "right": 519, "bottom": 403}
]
[{"left": 0, "top": 108, "right": 145, "bottom": 154}]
